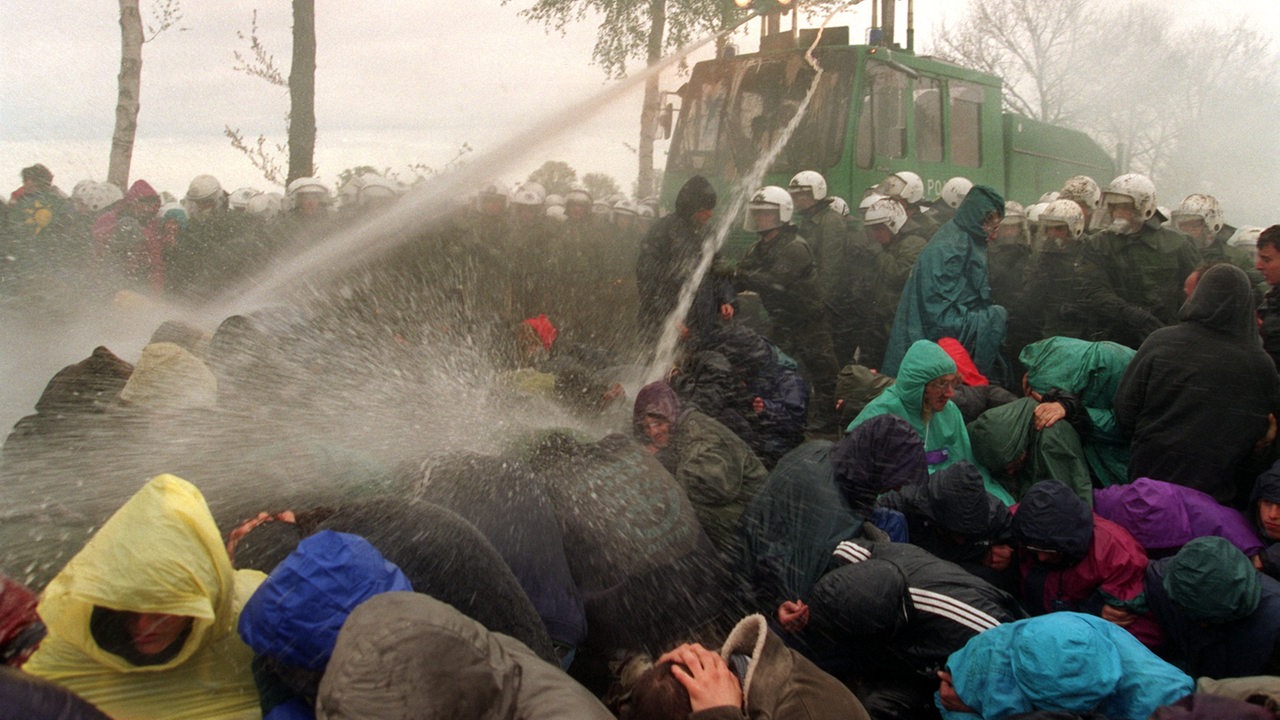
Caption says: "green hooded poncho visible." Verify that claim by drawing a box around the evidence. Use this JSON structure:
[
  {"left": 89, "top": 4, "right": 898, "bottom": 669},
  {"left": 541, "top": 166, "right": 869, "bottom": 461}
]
[
  {"left": 848, "top": 339, "right": 1013, "bottom": 505},
  {"left": 967, "top": 397, "right": 1093, "bottom": 505}
]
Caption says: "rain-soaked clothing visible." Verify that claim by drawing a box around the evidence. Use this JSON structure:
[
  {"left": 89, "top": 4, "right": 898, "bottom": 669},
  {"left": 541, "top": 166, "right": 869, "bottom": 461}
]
[
  {"left": 859, "top": 228, "right": 928, "bottom": 370},
  {"left": 829, "top": 414, "right": 928, "bottom": 514},
  {"left": 1011, "top": 480, "right": 1159, "bottom": 647},
  {"left": 0, "top": 574, "right": 42, "bottom": 667},
  {"left": 24, "top": 474, "right": 265, "bottom": 720},
  {"left": 710, "top": 613, "right": 872, "bottom": 720},
  {"left": 848, "top": 339, "right": 1014, "bottom": 505},
  {"left": 237, "top": 530, "right": 413, "bottom": 719},
  {"left": 90, "top": 179, "right": 169, "bottom": 293},
  {"left": 938, "top": 613, "right": 1193, "bottom": 720},
  {"left": 1020, "top": 336, "right": 1135, "bottom": 487},
  {"left": 734, "top": 440, "right": 862, "bottom": 613},
  {"left": 968, "top": 396, "right": 1093, "bottom": 505},
  {"left": 938, "top": 337, "right": 1019, "bottom": 424},
  {"left": 0, "top": 666, "right": 111, "bottom": 720},
  {"left": 1144, "top": 536, "right": 1280, "bottom": 679},
  {"left": 806, "top": 539, "right": 1025, "bottom": 720},
  {"left": 1093, "top": 477, "right": 1263, "bottom": 558},
  {"left": 882, "top": 185, "right": 1008, "bottom": 378},
  {"left": 1249, "top": 462, "right": 1280, "bottom": 580},
  {"left": 877, "top": 462, "right": 1018, "bottom": 592},
  {"left": 1260, "top": 284, "right": 1280, "bottom": 374},
  {"left": 710, "top": 325, "right": 809, "bottom": 466},
  {"left": 1115, "top": 264, "right": 1280, "bottom": 506},
  {"left": 315, "top": 592, "right": 613, "bottom": 720},
  {"left": 1075, "top": 219, "right": 1201, "bottom": 348},
  {"left": 1151, "top": 693, "right": 1276, "bottom": 720}
]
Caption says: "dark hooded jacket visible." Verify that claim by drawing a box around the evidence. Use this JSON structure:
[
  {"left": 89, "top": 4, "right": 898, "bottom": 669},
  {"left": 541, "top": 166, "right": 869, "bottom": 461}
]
[
  {"left": 1249, "top": 462, "right": 1280, "bottom": 580},
  {"left": 1115, "top": 264, "right": 1280, "bottom": 506},
  {"left": 713, "top": 325, "right": 809, "bottom": 466},
  {"left": 882, "top": 185, "right": 1008, "bottom": 377},
  {"left": 0, "top": 666, "right": 112, "bottom": 720},
  {"left": 806, "top": 539, "right": 1026, "bottom": 681},
  {"left": 1144, "top": 536, "right": 1280, "bottom": 678},
  {"left": 316, "top": 592, "right": 612, "bottom": 720},
  {"left": 1012, "top": 480, "right": 1158, "bottom": 647},
  {"left": 829, "top": 414, "right": 928, "bottom": 514},
  {"left": 878, "top": 462, "right": 1017, "bottom": 591}
]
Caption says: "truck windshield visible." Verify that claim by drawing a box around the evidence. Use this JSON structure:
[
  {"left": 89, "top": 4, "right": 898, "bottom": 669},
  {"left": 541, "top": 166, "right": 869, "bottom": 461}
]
[{"left": 669, "top": 51, "right": 854, "bottom": 182}]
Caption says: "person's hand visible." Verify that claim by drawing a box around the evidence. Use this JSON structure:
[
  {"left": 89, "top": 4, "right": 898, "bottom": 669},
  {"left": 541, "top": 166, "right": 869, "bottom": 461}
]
[
  {"left": 937, "top": 670, "right": 974, "bottom": 713},
  {"left": 777, "top": 599, "right": 810, "bottom": 633},
  {"left": 678, "top": 322, "right": 691, "bottom": 340},
  {"left": 659, "top": 643, "right": 743, "bottom": 712},
  {"left": 1253, "top": 553, "right": 1265, "bottom": 571},
  {"left": 752, "top": 397, "right": 765, "bottom": 414},
  {"left": 1033, "top": 401, "right": 1066, "bottom": 430},
  {"left": 1100, "top": 604, "right": 1136, "bottom": 627},
  {"left": 984, "top": 544, "right": 1014, "bottom": 571},
  {"left": 719, "top": 303, "right": 735, "bottom": 321},
  {"left": 1257, "top": 413, "right": 1277, "bottom": 453}
]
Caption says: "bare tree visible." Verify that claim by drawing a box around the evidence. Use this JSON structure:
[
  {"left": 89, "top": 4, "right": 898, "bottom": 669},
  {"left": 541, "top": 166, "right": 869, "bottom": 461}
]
[{"left": 108, "top": 0, "right": 184, "bottom": 190}]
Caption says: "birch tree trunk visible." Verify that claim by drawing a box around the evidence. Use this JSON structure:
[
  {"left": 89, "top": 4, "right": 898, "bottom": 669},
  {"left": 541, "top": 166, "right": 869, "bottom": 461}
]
[
  {"left": 287, "top": 0, "right": 317, "bottom": 185},
  {"left": 108, "top": 0, "right": 144, "bottom": 189},
  {"left": 636, "top": 0, "right": 665, "bottom": 199}
]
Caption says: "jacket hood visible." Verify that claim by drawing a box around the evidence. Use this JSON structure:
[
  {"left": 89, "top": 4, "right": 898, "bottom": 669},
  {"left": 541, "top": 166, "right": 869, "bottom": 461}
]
[
  {"left": 1179, "top": 264, "right": 1258, "bottom": 342},
  {"left": 674, "top": 175, "right": 716, "bottom": 222},
  {"left": 831, "top": 414, "right": 927, "bottom": 511},
  {"left": 35, "top": 474, "right": 237, "bottom": 673},
  {"left": 1012, "top": 480, "right": 1093, "bottom": 561},
  {"left": 1161, "top": 536, "right": 1261, "bottom": 622},
  {"left": 632, "top": 381, "right": 681, "bottom": 436},
  {"left": 124, "top": 179, "right": 158, "bottom": 203},
  {"left": 952, "top": 185, "right": 1004, "bottom": 239},
  {"left": 33, "top": 346, "right": 134, "bottom": 415},
  {"left": 808, "top": 559, "right": 910, "bottom": 640},
  {"left": 925, "top": 462, "right": 1000, "bottom": 537},
  {"left": 889, "top": 340, "right": 958, "bottom": 424},
  {"left": 238, "top": 530, "right": 412, "bottom": 671},
  {"left": 713, "top": 324, "right": 773, "bottom": 375},
  {"left": 1019, "top": 337, "right": 1135, "bottom": 408},
  {"left": 937, "top": 338, "right": 988, "bottom": 386},
  {"left": 968, "top": 397, "right": 1035, "bottom": 470},
  {"left": 1010, "top": 613, "right": 1121, "bottom": 712},
  {"left": 117, "top": 342, "right": 218, "bottom": 410}
]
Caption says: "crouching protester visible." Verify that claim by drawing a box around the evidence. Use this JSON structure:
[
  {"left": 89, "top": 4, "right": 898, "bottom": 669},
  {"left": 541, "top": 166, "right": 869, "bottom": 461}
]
[
  {"left": 315, "top": 591, "right": 612, "bottom": 720},
  {"left": 23, "top": 474, "right": 266, "bottom": 720},
  {"left": 622, "top": 614, "right": 871, "bottom": 720},
  {"left": 935, "top": 613, "right": 1193, "bottom": 720},
  {"left": 237, "top": 530, "right": 413, "bottom": 720}
]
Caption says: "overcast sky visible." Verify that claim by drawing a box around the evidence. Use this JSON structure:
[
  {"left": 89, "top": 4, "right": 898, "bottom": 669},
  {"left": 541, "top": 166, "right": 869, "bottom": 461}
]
[{"left": 3, "top": 0, "right": 1273, "bottom": 202}]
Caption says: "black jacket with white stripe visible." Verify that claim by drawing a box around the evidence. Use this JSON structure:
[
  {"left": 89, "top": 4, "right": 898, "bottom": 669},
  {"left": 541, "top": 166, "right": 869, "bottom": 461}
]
[{"left": 805, "top": 538, "right": 1028, "bottom": 679}]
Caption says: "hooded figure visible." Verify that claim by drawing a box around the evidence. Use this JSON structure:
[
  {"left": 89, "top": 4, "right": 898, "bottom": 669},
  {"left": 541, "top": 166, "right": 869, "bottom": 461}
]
[
  {"left": 1093, "top": 477, "right": 1263, "bottom": 558},
  {"left": 967, "top": 396, "right": 1092, "bottom": 505},
  {"left": 635, "top": 175, "right": 734, "bottom": 344},
  {"left": 882, "top": 185, "right": 1008, "bottom": 378},
  {"left": 1143, "top": 536, "right": 1280, "bottom": 678},
  {"left": 938, "top": 613, "right": 1193, "bottom": 720},
  {"left": 848, "top": 339, "right": 1013, "bottom": 504},
  {"left": 1250, "top": 461, "right": 1280, "bottom": 579},
  {"left": 806, "top": 539, "right": 1026, "bottom": 719},
  {"left": 237, "top": 531, "right": 414, "bottom": 719},
  {"left": 1019, "top": 337, "right": 1135, "bottom": 487},
  {"left": 23, "top": 474, "right": 265, "bottom": 720},
  {"left": 91, "top": 178, "right": 170, "bottom": 292},
  {"left": 633, "top": 381, "right": 768, "bottom": 555},
  {"left": 316, "top": 592, "right": 613, "bottom": 720},
  {"left": 1115, "top": 264, "right": 1280, "bottom": 506},
  {"left": 711, "top": 324, "right": 809, "bottom": 466},
  {"left": 829, "top": 413, "right": 928, "bottom": 514},
  {"left": 1011, "top": 480, "right": 1158, "bottom": 647}
]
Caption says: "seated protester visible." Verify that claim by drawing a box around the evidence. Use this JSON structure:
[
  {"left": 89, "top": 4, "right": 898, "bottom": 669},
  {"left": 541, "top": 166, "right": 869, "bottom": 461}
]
[
  {"left": 878, "top": 462, "right": 1019, "bottom": 593},
  {"left": 712, "top": 324, "right": 810, "bottom": 468},
  {"left": 936, "top": 612, "right": 1193, "bottom": 720},
  {"left": 409, "top": 452, "right": 587, "bottom": 669},
  {"left": 1115, "top": 264, "right": 1280, "bottom": 507},
  {"left": 316, "top": 592, "right": 613, "bottom": 720},
  {"left": 524, "top": 431, "right": 735, "bottom": 659},
  {"left": 670, "top": 349, "right": 757, "bottom": 449},
  {"left": 968, "top": 394, "right": 1094, "bottom": 505},
  {"left": 1250, "top": 461, "right": 1280, "bottom": 579},
  {"left": 24, "top": 474, "right": 266, "bottom": 720},
  {"left": 736, "top": 416, "right": 926, "bottom": 614},
  {"left": 0, "top": 574, "right": 44, "bottom": 667},
  {"left": 623, "top": 613, "right": 870, "bottom": 720},
  {"left": 1011, "top": 479, "right": 1160, "bottom": 648},
  {"left": 230, "top": 497, "right": 558, "bottom": 666},
  {"left": 848, "top": 338, "right": 1015, "bottom": 505},
  {"left": 1094, "top": 477, "right": 1263, "bottom": 560},
  {"left": 937, "top": 337, "right": 1018, "bottom": 424},
  {"left": 834, "top": 362, "right": 892, "bottom": 430},
  {"left": 1143, "top": 537, "right": 1280, "bottom": 679},
  {"left": 797, "top": 539, "right": 1026, "bottom": 720},
  {"left": 634, "top": 381, "right": 768, "bottom": 557},
  {"left": 237, "top": 530, "right": 413, "bottom": 720},
  {"left": 503, "top": 314, "right": 627, "bottom": 414},
  {"left": 1018, "top": 337, "right": 1136, "bottom": 488},
  {"left": 0, "top": 666, "right": 112, "bottom": 720}
]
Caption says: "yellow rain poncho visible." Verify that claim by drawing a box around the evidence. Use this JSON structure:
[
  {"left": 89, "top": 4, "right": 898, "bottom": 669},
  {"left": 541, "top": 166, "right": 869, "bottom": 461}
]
[{"left": 24, "top": 474, "right": 265, "bottom": 720}]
